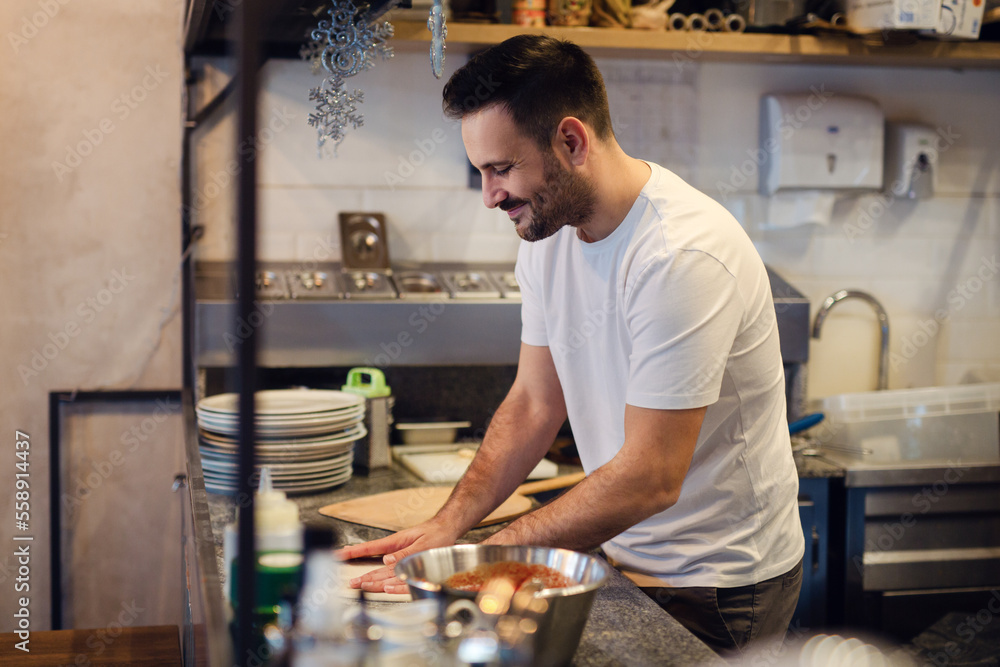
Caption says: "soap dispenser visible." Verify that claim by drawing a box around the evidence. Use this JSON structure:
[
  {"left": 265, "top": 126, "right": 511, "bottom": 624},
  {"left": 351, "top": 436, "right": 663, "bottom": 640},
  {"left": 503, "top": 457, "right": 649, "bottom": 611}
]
[{"left": 885, "top": 123, "right": 938, "bottom": 199}]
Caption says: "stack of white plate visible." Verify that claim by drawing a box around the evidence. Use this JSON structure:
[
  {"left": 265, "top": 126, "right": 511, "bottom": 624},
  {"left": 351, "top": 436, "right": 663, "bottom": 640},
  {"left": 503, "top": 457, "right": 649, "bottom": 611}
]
[{"left": 196, "top": 389, "right": 367, "bottom": 495}]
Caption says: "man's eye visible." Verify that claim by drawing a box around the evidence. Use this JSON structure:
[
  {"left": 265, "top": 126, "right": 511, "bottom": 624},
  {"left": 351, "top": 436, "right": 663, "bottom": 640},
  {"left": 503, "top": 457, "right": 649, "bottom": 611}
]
[{"left": 495, "top": 165, "right": 512, "bottom": 177}]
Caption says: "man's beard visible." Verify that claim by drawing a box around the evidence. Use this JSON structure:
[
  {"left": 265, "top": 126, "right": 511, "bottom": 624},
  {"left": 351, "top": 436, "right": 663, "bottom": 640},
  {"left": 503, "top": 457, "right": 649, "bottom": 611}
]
[{"left": 503, "top": 152, "right": 597, "bottom": 243}]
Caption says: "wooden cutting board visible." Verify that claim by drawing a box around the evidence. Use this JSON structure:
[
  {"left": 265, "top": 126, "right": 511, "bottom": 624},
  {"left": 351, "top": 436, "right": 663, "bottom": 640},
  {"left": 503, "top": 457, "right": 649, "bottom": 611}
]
[
  {"left": 319, "top": 487, "right": 531, "bottom": 532},
  {"left": 319, "top": 472, "right": 585, "bottom": 532}
]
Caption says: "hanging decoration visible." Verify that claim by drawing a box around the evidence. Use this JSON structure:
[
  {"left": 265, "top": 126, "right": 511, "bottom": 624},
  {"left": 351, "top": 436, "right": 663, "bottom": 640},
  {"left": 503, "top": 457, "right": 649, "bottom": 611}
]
[
  {"left": 302, "top": 0, "right": 395, "bottom": 154},
  {"left": 428, "top": 0, "right": 447, "bottom": 79}
]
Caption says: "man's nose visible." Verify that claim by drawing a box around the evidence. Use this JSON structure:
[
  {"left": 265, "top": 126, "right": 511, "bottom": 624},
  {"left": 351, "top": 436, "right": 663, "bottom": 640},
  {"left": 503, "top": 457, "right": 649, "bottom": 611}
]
[{"left": 482, "top": 176, "right": 507, "bottom": 209}]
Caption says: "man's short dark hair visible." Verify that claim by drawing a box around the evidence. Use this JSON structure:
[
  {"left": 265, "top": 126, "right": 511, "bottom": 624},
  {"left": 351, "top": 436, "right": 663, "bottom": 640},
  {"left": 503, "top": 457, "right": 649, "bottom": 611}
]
[{"left": 442, "top": 34, "right": 614, "bottom": 150}]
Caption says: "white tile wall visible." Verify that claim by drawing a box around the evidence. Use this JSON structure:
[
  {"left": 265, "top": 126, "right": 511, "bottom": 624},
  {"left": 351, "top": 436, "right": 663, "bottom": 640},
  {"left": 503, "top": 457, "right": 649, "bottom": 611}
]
[{"left": 194, "top": 49, "right": 1000, "bottom": 398}]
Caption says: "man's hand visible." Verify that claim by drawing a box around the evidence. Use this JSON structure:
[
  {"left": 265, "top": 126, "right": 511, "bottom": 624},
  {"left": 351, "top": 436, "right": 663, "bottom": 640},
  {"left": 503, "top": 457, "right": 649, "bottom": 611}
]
[{"left": 336, "top": 519, "right": 461, "bottom": 593}]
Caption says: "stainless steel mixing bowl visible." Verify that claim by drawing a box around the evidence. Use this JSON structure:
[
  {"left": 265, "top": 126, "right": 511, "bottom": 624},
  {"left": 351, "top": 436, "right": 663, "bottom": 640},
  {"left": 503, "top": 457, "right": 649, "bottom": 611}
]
[{"left": 395, "top": 544, "right": 611, "bottom": 667}]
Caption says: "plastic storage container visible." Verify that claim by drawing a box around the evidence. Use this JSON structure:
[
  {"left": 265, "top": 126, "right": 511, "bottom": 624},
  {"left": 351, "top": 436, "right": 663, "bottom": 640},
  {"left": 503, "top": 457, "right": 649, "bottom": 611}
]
[{"left": 819, "top": 383, "right": 1000, "bottom": 463}]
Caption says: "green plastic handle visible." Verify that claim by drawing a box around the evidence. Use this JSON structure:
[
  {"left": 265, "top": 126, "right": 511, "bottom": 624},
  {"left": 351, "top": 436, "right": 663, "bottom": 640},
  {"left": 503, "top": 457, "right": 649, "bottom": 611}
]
[{"left": 341, "top": 367, "right": 391, "bottom": 398}]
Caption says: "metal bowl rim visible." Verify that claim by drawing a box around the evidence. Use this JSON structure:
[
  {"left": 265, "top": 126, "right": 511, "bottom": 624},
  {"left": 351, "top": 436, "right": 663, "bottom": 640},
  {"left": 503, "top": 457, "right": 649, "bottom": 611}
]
[{"left": 396, "top": 544, "right": 611, "bottom": 599}]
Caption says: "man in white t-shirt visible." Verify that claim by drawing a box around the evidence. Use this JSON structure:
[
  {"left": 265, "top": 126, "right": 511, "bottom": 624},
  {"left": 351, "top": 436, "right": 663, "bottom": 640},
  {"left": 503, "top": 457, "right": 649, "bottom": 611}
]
[{"left": 342, "top": 34, "right": 804, "bottom": 656}]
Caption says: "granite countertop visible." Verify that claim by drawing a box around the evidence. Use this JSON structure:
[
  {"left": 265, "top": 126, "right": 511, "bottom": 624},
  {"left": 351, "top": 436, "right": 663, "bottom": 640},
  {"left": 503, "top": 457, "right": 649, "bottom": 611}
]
[
  {"left": 793, "top": 451, "right": 846, "bottom": 478},
  {"left": 206, "top": 464, "right": 725, "bottom": 666}
]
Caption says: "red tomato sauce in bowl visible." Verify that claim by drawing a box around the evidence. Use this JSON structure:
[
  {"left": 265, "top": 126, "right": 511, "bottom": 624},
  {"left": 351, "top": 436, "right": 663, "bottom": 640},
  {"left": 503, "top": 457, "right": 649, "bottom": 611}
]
[{"left": 444, "top": 561, "right": 575, "bottom": 592}]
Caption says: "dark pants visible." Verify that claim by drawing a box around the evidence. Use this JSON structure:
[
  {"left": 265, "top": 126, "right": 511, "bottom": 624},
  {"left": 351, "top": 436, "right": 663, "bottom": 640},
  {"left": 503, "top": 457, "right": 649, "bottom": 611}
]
[{"left": 640, "top": 559, "right": 803, "bottom": 658}]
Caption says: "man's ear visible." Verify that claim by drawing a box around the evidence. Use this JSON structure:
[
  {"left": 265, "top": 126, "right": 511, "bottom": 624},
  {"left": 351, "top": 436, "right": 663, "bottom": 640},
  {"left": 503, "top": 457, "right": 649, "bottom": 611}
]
[{"left": 553, "top": 117, "right": 590, "bottom": 167}]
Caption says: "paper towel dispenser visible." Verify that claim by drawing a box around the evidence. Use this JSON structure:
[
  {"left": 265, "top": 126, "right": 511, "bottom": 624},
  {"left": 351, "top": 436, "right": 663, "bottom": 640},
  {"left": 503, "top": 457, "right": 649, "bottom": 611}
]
[{"left": 759, "top": 94, "right": 884, "bottom": 195}]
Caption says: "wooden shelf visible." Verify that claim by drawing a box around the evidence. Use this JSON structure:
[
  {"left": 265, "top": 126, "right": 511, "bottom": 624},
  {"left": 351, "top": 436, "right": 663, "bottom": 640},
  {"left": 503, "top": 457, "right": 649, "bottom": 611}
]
[{"left": 390, "top": 20, "right": 1000, "bottom": 68}]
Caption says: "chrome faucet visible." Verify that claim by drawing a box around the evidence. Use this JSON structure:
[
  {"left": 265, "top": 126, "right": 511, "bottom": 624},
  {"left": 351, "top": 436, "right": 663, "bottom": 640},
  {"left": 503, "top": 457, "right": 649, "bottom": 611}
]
[{"left": 812, "top": 289, "right": 890, "bottom": 391}]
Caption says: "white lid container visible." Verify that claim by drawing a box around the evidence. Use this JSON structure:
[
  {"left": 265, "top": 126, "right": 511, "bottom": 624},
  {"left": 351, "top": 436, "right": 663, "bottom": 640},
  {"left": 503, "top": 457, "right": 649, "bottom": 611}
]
[{"left": 819, "top": 383, "right": 1000, "bottom": 463}]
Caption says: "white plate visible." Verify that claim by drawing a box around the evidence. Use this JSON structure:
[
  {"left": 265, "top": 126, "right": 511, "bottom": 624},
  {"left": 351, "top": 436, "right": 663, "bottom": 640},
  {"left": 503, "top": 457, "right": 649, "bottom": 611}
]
[
  {"left": 198, "top": 413, "right": 364, "bottom": 440},
  {"left": 196, "top": 406, "right": 366, "bottom": 427},
  {"left": 197, "top": 389, "right": 364, "bottom": 416},
  {"left": 199, "top": 424, "right": 366, "bottom": 450},
  {"left": 200, "top": 425, "right": 365, "bottom": 445},
  {"left": 200, "top": 450, "right": 354, "bottom": 469},
  {"left": 205, "top": 468, "right": 352, "bottom": 495},
  {"left": 199, "top": 441, "right": 358, "bottom": 463},
  {"left": 197, "top": 403, "right": 365, "bottom": 418},
  {"left": 198, "top": 419, "right": 366, "bottom": 439},
  {"left": 196, "top": 440, "right": 358, "bottom": 457},
  {"left": 202, "top": 465, "right": 354, "bottom": 483},
  {"left": 203, "top": 466, "right": 352, "bottom": 484},
  {"left": 198, "top": 435, "right": 363, "bottom": 454},
  {"left": 199, "top": 421, "right": 365, "bottom": 443},
  {"left": 201, "top": 462, "right": 355, "bottom": 481},
  {"left": 200, "top": 451, "right": 353, "bottom": 473},
  {"left": 196, "top": 408, "right": 364, "bottom": 428}
]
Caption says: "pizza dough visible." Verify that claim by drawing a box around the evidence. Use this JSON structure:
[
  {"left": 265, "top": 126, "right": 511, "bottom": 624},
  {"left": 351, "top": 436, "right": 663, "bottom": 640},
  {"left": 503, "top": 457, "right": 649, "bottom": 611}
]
[{"left": 339, "top": 558, "right": 411, "bottom": 603}]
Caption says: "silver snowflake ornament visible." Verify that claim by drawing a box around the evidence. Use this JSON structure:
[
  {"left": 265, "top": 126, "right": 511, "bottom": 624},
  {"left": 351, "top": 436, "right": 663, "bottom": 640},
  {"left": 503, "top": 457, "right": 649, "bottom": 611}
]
[
  {"left": 308, "top": 79, "right": 365, "bottom": 153},
  {"left": 303, "top": 0, "right": 395, "bottom": 153}
]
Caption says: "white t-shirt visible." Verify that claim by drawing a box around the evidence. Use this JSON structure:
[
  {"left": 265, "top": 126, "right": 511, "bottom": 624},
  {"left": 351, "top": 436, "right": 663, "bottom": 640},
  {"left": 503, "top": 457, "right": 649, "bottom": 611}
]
[{"left": 515, "top": 162, "right": 804, "bottom": 588}]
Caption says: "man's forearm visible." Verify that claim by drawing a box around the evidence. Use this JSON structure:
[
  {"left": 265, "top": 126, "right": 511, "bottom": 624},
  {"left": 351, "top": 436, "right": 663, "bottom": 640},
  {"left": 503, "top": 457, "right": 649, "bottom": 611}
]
[
  {"left": 483, "top": 454, "right": 679, "bottom": 551},
  {"left": 483, "top": 405, "right": 704, "bottom": 551},
  {"left": 433, "top": 386, "right": 565, "bottom": 535}
]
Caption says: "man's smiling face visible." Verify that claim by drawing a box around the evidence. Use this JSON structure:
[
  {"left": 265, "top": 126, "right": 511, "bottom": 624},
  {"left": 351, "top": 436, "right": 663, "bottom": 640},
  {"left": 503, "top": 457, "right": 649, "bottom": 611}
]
[{"left": 462, "top": 105, "right": 596, "bottom": 243}]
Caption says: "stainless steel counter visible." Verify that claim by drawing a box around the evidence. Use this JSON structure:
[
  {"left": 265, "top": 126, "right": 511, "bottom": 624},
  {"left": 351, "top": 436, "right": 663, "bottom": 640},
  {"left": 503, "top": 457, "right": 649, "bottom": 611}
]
[
  {"left": 815, "top": 451, "right": 1000, "bottom": 487},
  {"left": 194, "top": 262, "right": 810, "bottom": 369}
]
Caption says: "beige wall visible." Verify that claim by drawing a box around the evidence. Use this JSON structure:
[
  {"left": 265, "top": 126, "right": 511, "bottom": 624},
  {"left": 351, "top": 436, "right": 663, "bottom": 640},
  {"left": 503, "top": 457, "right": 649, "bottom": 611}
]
[{"left": 0, "top": 0, "right": 184, "bottom": 632}]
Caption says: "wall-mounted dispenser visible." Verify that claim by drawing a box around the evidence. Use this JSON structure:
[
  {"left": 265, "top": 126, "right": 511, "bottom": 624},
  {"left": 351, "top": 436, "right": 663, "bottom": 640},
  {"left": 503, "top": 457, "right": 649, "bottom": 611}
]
[
  {"left": 759, "top": 94, "right": 884, "bottom": 195},
  {"left": 884, "top": 123, "right": 938, "bottom": 200}
]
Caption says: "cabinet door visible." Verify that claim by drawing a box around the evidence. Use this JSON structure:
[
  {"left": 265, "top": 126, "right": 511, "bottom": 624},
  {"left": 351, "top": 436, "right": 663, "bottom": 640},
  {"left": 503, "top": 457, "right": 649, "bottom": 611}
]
[{"left": 794, "top": 478, "right": 830, "bottom": 630}]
